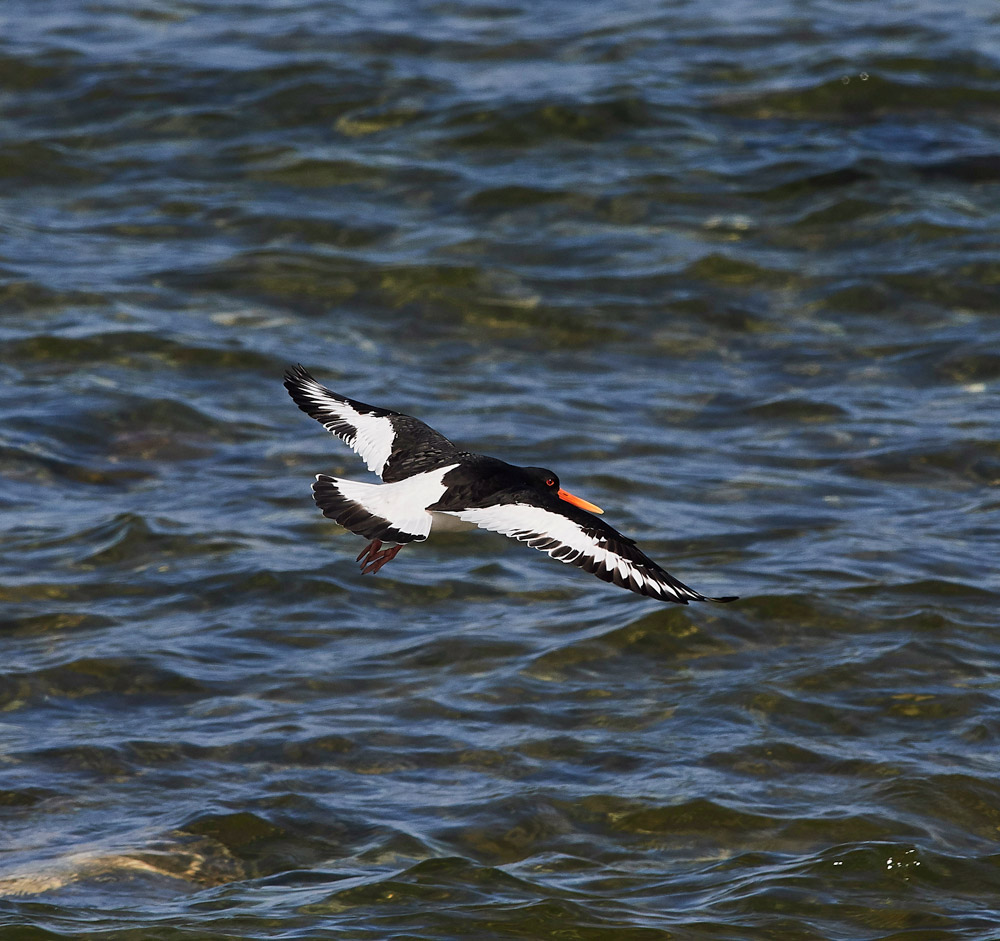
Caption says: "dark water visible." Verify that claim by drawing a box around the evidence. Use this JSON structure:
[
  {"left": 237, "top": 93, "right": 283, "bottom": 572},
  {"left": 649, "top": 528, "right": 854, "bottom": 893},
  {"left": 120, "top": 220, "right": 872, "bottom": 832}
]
[{"left": 3, "top": 0, "right": 1000, "bottom": 937}]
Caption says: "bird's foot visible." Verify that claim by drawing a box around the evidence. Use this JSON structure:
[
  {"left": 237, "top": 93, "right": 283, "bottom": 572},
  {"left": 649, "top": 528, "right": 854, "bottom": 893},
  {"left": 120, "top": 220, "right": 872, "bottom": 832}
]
[{"left": 357, "top": 540, "right": 403, "bottom": 575}]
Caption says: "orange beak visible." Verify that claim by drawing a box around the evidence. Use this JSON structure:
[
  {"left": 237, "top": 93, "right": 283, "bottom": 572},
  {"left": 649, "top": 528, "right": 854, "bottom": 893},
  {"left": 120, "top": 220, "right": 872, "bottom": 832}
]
[{"left": 557, "top": 488, "right": 604, "bottom": 515}]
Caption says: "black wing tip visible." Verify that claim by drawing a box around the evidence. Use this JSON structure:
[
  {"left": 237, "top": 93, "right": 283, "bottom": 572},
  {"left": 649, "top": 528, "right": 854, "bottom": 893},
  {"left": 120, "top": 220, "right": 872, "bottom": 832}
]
[
  {"left": 648, "top": 583, "right": 739, "bottom": 604},
  {"left": 283, "top": 365, "right": 347, "bottom": 418},
  {"left": 284, "top": 363, "right": 313, "bottom": 385},
  {"left": 649, "top": 591, "right": 738, "bottom": 605},
  {"left": 283, "top": 364, "right": 323, "bottom": 416}
]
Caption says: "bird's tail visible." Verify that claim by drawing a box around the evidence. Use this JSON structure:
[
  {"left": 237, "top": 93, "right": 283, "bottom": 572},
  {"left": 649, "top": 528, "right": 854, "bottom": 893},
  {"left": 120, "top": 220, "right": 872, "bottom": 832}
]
[{"left": 312, "top": 475, "right": 427, "bottom": 544}]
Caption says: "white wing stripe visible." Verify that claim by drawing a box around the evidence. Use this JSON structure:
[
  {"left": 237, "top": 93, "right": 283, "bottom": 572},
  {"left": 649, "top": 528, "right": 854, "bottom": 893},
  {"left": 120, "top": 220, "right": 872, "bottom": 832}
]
[
  {"left": 442, "top": 503, "right": 693, "bottom": 602},
  {"left": 297, "top": 377, "right": 395, "bottom": 477}
]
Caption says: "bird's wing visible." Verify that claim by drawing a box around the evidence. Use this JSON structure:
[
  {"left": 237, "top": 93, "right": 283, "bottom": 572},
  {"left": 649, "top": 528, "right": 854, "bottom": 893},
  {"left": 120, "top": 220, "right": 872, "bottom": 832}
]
[
  {"left": 439, "top": 501, "right": 737, "bottom": 604},
  {"left": 284, "top": 365, "right": 460, "bottom": 482}
]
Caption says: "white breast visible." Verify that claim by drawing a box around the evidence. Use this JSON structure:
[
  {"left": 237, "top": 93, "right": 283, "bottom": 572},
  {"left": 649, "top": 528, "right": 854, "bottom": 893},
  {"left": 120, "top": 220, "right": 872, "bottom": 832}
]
[{"left": 429, "top": 511, "right": 479, "bottom": 534}]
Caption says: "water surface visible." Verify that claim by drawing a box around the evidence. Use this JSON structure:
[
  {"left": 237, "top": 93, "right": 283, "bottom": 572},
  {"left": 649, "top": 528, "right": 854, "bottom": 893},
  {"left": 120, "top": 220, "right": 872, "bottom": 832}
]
[{"left": 3, "top": 0, "right": 1000, "bottom": 937}]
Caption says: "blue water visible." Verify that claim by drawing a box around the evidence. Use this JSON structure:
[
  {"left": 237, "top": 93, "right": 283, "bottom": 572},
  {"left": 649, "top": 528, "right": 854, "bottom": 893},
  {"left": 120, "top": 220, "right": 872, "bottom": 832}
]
[{"left": 2, "top": 0, "right": 1000, "bottom": 937}]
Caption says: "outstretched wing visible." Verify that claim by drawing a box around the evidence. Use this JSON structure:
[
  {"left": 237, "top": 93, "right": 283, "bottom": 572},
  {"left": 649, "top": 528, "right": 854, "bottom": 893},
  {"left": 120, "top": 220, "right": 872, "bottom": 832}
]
[
  {"left": 439, "top": 501, "right": 737, "bottom": 604},
  {"left": 284, "top": 365, "right": 460, "bottom": 482}
]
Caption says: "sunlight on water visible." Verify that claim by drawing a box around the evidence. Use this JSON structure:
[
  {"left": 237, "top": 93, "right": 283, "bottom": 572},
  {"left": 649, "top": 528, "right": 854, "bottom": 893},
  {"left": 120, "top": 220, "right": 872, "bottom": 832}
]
[{"left": 2, "top": 0, "right": 1000, "bottom": 937}]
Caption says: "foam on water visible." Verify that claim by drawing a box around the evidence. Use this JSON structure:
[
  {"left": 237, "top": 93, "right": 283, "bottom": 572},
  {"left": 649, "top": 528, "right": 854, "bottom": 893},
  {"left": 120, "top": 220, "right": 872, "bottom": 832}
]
[{"left": 2, "top": 0, "right": 1000, "bottom": 937}]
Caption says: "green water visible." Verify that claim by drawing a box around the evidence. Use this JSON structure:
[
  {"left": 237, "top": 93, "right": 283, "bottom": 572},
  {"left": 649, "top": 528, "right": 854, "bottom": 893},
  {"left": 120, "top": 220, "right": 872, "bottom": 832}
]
[{"left": 2, "top": 0, "right": 1000, "bottom": 938}]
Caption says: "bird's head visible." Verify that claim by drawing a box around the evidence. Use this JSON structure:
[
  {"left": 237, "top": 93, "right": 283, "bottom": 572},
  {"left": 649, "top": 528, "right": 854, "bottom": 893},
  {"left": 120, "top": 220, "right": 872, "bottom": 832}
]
[{"left": 523, "top": 466, "right": 604, "bottom": 514}]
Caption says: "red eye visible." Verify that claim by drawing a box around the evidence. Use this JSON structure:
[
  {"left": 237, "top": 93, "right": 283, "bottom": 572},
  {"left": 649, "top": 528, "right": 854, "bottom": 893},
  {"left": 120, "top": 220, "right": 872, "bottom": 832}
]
[{"left": 546, "top": 478, "right": 555, "bottom": 487}]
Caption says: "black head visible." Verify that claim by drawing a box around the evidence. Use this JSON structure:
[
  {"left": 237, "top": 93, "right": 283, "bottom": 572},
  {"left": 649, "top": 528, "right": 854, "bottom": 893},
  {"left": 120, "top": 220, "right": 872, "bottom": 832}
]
[
  {"left": 521, "top": 466, "right": 604, "bottom": 515},
  {"left": 522, "top": 466, "right": 560, "bottom": 492}
]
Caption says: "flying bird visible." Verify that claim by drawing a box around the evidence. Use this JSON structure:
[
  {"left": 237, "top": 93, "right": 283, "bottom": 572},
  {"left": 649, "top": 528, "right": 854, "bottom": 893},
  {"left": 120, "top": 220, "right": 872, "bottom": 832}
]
[{"left": 284, "top": 365, "right": 737, "bottom": 604}]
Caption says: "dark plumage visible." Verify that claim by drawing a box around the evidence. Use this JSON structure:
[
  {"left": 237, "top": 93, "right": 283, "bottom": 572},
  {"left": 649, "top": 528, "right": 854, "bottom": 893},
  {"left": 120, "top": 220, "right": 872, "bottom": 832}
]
[{"left": 284, "top": 365, "right": 737, "bottom": 603}]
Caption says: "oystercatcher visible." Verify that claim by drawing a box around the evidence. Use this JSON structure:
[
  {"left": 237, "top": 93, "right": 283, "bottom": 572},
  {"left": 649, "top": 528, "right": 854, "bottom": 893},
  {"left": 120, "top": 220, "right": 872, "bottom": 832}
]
[{"left": 284, "top": 365, "right": 737, "bottom": 604}]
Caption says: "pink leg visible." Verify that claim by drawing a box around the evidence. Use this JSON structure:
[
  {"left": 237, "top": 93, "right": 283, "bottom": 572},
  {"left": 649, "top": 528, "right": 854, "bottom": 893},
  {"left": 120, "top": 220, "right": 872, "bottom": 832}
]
[
  {"left": 361, "top": 540, "right": 403, "bottom": 575},
  {"left": 357, "top": 539, "right": 382, "bottom": 566}
]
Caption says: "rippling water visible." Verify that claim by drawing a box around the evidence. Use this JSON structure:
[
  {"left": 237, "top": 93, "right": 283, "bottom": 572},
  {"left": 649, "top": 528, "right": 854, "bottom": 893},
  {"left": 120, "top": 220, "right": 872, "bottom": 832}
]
[{"left": 3, "top": 0, "right": 1000, "bottom": 937}]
